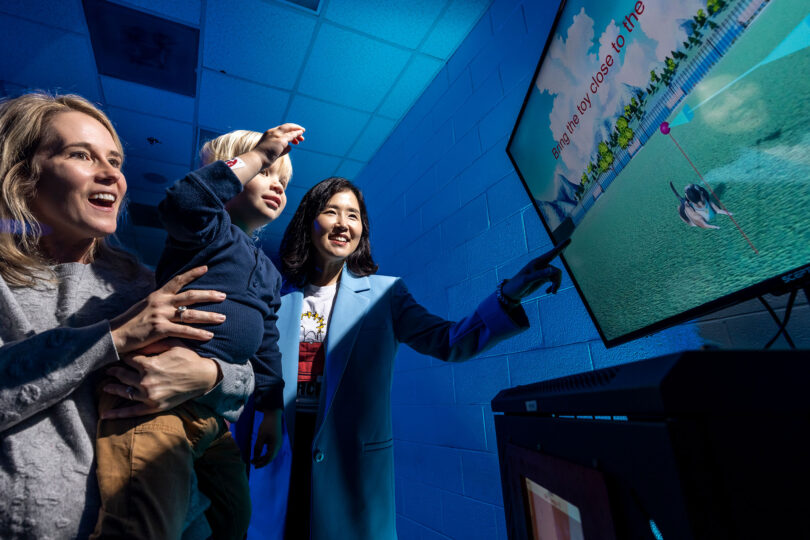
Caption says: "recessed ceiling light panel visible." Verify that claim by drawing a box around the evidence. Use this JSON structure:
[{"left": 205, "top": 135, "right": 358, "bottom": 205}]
[{"left": 83, "top": 0, "right": 199, "bottom": 96}]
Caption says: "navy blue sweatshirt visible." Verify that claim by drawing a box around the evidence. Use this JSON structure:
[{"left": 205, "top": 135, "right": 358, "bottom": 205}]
[{"left": 156, "top": 161, "right": 283, "bottom": 411}]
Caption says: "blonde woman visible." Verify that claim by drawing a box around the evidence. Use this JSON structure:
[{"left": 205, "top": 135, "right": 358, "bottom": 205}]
[{"left": 0, "top": 92, "right": 253, "bottom": 539}]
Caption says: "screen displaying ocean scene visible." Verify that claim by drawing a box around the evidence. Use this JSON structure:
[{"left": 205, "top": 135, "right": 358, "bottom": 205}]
[{"left": 509, "top": 0, "right": 810, "bottom": 343}]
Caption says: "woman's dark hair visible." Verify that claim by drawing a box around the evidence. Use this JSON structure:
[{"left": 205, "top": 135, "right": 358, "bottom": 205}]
[{"left": 281, "top": 176, "right": 378, "bottom": 286}]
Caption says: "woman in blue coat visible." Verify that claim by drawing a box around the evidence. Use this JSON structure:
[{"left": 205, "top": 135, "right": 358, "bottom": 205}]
[{"left": 240, "top": 177, "right": 566, "bottom": 539}]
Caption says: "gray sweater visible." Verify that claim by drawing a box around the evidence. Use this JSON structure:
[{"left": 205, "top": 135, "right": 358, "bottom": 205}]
[{"left": 0, "top": 258, "right": 254, "bottom": 539}]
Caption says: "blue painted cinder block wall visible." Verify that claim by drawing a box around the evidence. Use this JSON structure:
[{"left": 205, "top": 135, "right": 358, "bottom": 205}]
[{"left": 353, "top": 1, "right": 706, "bottom": 539}]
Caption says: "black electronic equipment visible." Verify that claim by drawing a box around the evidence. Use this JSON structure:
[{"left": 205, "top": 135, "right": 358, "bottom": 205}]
[{"left": 492, "top": 349, "right": 810, "bottom": 539}]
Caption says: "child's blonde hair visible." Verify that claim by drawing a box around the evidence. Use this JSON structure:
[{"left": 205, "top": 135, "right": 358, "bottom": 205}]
[{"left": 200, "top": 130, "right": 292, "bottom": 183}]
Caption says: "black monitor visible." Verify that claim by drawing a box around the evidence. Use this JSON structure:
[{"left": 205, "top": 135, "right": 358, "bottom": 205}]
[{"left": 492, "top": 349, "right": 810, "bottom": 539}]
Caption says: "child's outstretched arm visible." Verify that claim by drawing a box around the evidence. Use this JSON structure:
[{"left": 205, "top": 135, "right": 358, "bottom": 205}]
[{"left": 227, "top": 124, "right": 305, "bottom": 186}]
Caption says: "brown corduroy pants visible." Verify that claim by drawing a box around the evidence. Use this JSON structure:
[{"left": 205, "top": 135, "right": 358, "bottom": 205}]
[{"left": 91, "top": 394, "right": 251, "bottom": 540}]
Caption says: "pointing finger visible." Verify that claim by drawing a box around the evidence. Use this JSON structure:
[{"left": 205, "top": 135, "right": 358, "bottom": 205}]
[{"left": 542, "top": 238, "right": 571, "bottom": 262}]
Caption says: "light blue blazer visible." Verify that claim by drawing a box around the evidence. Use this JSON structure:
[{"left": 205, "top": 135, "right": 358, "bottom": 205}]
[{"left": 243, "top": 267, "right": 528, "bottom": 540}]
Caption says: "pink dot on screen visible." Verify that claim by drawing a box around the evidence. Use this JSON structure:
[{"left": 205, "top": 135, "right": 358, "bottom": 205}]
[{"left": 660, "top": 122, "right": 670, "bottom": 135}]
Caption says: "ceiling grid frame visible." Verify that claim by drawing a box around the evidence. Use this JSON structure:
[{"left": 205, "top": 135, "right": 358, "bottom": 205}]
[{"left": 0, "top": 0, "right": 495, "bottom": 264}]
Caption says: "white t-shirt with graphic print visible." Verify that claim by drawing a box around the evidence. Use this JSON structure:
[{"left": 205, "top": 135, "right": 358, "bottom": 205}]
[
  {"left": 299, "top": 283, "right": 337, "bottom": 343},
  {"left": 296, "top": 283, "right": 336, "bottom": 413}
]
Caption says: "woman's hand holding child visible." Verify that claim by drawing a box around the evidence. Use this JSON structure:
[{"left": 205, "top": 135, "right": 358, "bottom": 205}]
[
  {"left": 109, "top": 266, "right": 226, "bottom": 355},
  {"left": 101, "top": 339, "right": 222, "bottom": 419}
]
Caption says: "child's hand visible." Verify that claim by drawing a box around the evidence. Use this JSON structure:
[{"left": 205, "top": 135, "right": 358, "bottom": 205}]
[
  {"left": 252, "top": 123, "right": 305, "bottom": 167},
  {"left": 253, "top": 408, "right": 283, "bottom": 468}
]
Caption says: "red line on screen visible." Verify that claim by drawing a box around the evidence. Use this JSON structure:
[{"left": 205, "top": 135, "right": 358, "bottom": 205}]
[{"left": 668, "top": 132, "right": 759, "bottom": 255}]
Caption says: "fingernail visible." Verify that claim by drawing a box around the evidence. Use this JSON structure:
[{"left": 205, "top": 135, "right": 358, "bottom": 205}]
[
  {"left": 215, "top": 314, "right": 226, "bottom": 321},
  {"left": 204, "top": 331, "right": 214, "bottom": 338},
  {"left": 216, "top": 292, "right": 226, "bottom": 299}
]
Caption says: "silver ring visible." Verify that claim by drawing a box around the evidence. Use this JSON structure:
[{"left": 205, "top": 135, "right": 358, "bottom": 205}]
[
  {"left": 125, "top": 386, "right": 136, "bottom": 400},
  {"left": 175, "top": 305, "right": 188, "bottom": 320}
]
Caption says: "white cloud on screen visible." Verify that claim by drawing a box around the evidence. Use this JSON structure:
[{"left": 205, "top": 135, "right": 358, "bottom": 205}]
[
  {"left": 539, "top": 8, "right": 595, "bottom": 96},
  {"left": 533, "top": 0, "right": 704, "bottom": 189},
  {"left": 536, "top": 8, "right": 602, "bottom": 183},
  {"left": 640, "top": 0, "right": 704, "bottom": 59}
]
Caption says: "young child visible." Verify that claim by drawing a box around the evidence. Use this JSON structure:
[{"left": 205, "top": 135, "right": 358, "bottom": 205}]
[{"left": 93, "top": 125, "right": 304, "bottom": 540}]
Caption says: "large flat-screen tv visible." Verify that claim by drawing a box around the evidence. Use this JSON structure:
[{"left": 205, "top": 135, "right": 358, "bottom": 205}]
[{"left": 507, "top": 0, "right": 810, "bottom": 346}]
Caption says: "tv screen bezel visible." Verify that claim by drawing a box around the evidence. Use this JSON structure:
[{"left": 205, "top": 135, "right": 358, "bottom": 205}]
[{"left": 505, "top": 0, "right": 810, "bottom": 347}]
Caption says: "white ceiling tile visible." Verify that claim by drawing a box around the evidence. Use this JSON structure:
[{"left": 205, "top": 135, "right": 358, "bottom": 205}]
[
  {"left": 198, "top": 70, "right": 290, "bottom": 132},
  {"left": 122, "top": 155, "right": 193, "bottom": 196},
  {"left": 1, "top": 16, "right": 100, "bottom": 101},
  {"left": 203, "top": 0, "right": 316, "bottom": 89},
  {"left": 336, "top": 159, "right": 366, "bottom": 180},
  {"left": 108, "top": 106, "right": 194, "bottom": 167},
  {"left": 0, "top": 0, "right": 86, "bottom": 33},
  {"left": 286, "top": 149, "right": 342, "bottom": 191},
  {"left": 100, "top": 76, "right": 195, "bottom": 123},
  {"left": 286, "top": 95, "right": 370, "bottom": 156},
  {"left": 324, "top": 0, "right": 447, "bottom": 49},
  {"left": 298, "top": 23, "right": 411, "bottom": 112}
]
